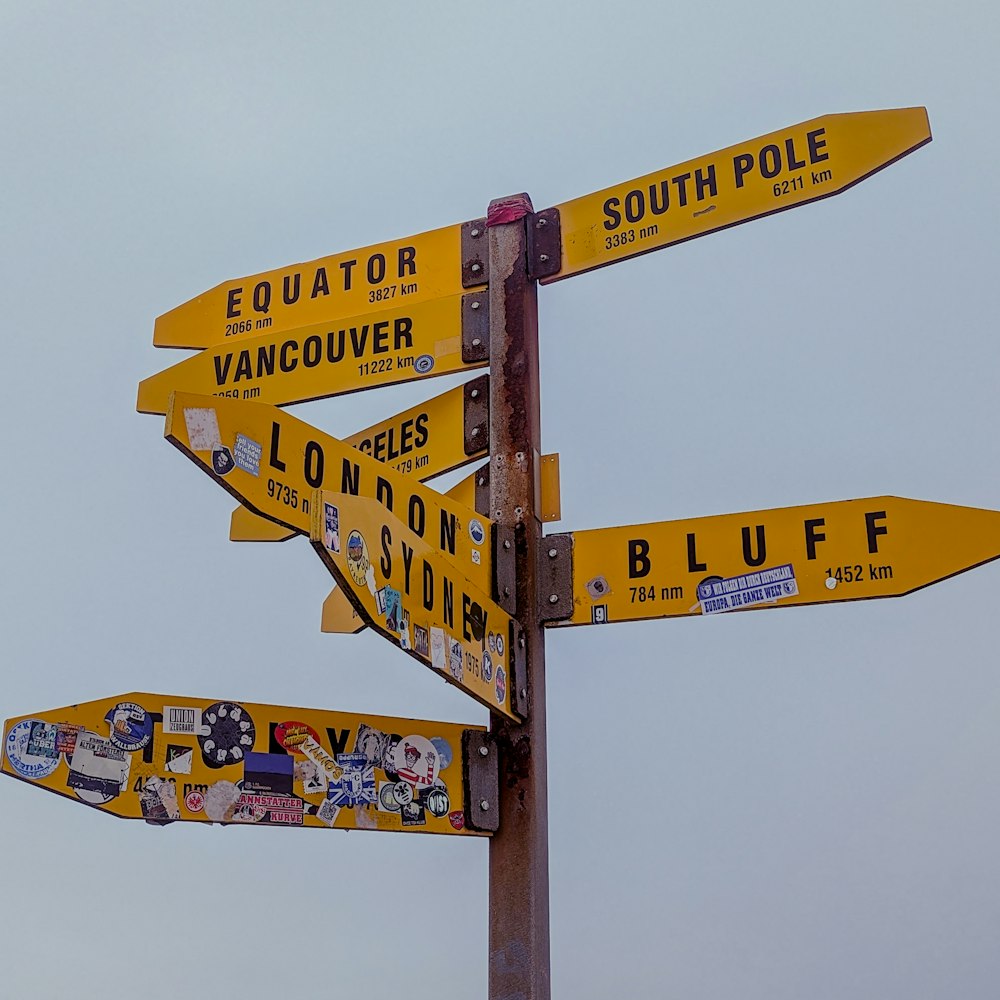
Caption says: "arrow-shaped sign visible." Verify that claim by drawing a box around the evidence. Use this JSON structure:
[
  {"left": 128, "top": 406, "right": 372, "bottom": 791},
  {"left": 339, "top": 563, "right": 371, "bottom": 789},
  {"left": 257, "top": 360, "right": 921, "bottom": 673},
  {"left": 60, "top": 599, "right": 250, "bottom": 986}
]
[
  {"left": 138, "top": 292, "right": 489, "bottom": 414},
  {"left": 542, "top": 496, "right": 1000, "bottom": 626},
  {"left": 164, "top": 391, "right": 495, "bottom": 596},
  {"left": 2, "top": 693, "right": 492, "bottom": 834},
  {"left": 541, "top": 107, "right": 931, "bottom": 283},
  {"left": 153, "top": 219, "right": 488, "bottom": 350},
  {"left": 310, "top": 492, "right": 525, "bottom": 720}
]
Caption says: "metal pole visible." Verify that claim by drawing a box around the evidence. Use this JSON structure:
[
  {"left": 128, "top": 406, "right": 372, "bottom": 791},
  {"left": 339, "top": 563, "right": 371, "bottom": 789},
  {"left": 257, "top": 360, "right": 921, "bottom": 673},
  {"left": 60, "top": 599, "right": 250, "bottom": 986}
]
[{"left": 486, "top": 193, "right": 550, "bottom": 1000}]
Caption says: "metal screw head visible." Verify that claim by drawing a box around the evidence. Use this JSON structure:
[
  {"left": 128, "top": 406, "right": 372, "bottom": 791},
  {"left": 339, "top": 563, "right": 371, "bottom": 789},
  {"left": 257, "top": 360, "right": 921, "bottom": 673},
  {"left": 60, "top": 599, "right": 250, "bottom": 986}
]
[
  {"left": 503, "top": 539, "right": 511, "bottom": 550},
  {"left": 471, "top": 263, "right": 482, "bottom": 273},
  {"left": 471, "top": 300, "right": 480, "bottom": 310},
  {"left": 477, "top": 477, "right": 486, "bottom": 487},
  {"left": 548, "top": 547, "right": 557, "bottom": 558},
  {"left": 519, "top": 634, "right": 525, "bottom": 648},
  {"left": 539, "top": 253, "right": 549, "bottom": 262},
  {"left": 478, "top": 745, "right": 489, "bottom": 757},
  {"left": 472, "top": 337, "right": 482, "bottom": 347},
  {"left": 503, "top": 586, "right": 510, "bottom": 597},
  {"left": 520, "top": 688, "right": 527, "bottom": 698},
  {"left": 548, "top": 594, "right": 559, "bottom": 605},
  {"left": 471, "top": 227, "right": 481, "bottom": 237},
  {"left": 514, "top": 506, "right": 523, "bottom": 516},
  {"left": 471, "top": 427, "right": 480, "bottom": 437},
  {"left": 471, "top": 388, "right": 479, "bottom": 398},
  {"left": 480, "top": 799, "right": 490, "bottom": 811},
  {"left": 536, "top": 217, "right": 547, "bottom": 227}
]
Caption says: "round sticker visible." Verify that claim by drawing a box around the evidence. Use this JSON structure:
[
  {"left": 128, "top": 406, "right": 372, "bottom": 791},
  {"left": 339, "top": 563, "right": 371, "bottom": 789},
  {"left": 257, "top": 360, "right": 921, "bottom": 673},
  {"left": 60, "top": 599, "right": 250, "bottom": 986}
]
[
  {"left": 379, "top": 782, "right": 401, "bottom": 811},
  {"left": 425, "top": 786, "right": 450, "bottom": 818},
  {"left": 495, "top": 666, "right": 507, "bottom": 706},
  {"left": 413, "top": 354, "right": 434, "bottom": 375},
  {"left": 488, "top": 632, "right": 496, "bottom": 654},
  {"left": 482, "top": 650, "right": 493, "bottom": 682},
  {"left": 346, "top": 530, "right": 370, "bottom": 587},
  {"left": 4, "top": 720, "right": 60, "bottom": 780},
  {"left": 391, "top": 735, "right": 440, "bottom": 788},
  {"left": 495, "top": 632, "right": 504, "bottom": 657},
  {"left": 469, "top": 518, "right": 485, "bottom": 546},
  {"left": 274, "top": 720, "right": 320, "bottom": 754},
  {"left": 429, "top": 737, "right": 453, "bottom": 771},
  {"left": 212, "top": 445, "right": 235, "bottom": 476},
  {"left": 198, "top": 702, "right": 255, "bottom": 769},
  {"left": 391, "top": 780, "right": 414, "bottom": 806},
  {"left": 105, "top": 702, "right": 154, "bottom": 752},
  {"left": 185, "top": 789, "right": 206, "bottom": 813}
]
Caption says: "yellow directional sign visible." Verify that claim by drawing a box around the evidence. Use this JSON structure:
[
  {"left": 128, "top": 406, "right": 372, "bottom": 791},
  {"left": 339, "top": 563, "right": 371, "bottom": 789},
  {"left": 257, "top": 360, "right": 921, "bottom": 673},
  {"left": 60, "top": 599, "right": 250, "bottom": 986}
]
[
  {"left": 549, "top": 496, "right": 1000, "bottom": 627},
  {"left": 311, "top": 492, "right": 522, "bottom": 721},
  {"left": 154, "top": 221, "right": 485, "bottom": 350},
  {"left": 542, "top": 107, "right": 931, "bottom": 283},
  {"left": 138, "top": 292, "right": 487, "bottom": 414},
  {"left": 229, "top": 376, "right": 488, "bottom": 543},
  {"left": 165, "top": 392, "right": 494, "bottom": 595},
  {"left": 321, "top": 584, "right": 366, "bottom": 635},
  {"left": 2, "top": 693, "right": 485, "bottom": 835}
]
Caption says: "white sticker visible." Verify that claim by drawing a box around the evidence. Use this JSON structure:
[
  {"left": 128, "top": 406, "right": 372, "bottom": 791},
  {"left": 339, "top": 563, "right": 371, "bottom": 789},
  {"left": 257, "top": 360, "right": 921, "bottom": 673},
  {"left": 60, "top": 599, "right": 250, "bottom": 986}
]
[
  {"left": 430, "top": 627, "right": 447, "bottom": 671},
  {"left": 183, "top": 407, "right": 222, "bottom": 451},
  {"left": 163, "top": 706, "right": 202, "bottom": 735},
  {"left": 366, "top": 563, "right": 377, "bottom": 597},
  {"left": 317, "top": 798, "right": 340, "bottom": 827}
]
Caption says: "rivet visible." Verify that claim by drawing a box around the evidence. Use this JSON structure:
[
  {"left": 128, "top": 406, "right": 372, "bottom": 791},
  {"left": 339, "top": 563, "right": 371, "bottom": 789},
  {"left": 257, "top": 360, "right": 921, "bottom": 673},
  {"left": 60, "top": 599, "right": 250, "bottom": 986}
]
[
  {"left": 825, "top": 577, "right": 837, "bottom": 590},
  {"left": 548, "top": 594, "right": 559, "bottom": 604},
  {"left": 537, "top": 217, "right": 547, "bottom": 227},
  {"left": 539, "top": 253, "right": 549, "bottom": 262},
  {"left": 478, "top": 745, "right": 489, "bottom": 757},
  {"left": 515, "top": 506, "right": 523, "bottom": 516},
  {"left": 472, "top": 337, "right": 482, "bottom": 347},
  {"left": 471, "top": 300, "right": 480, "bottom": 310},
  {"left": 471, "top": 263, "right": 482, "bottom": 273},
  {"left": 503, "top": 587, "right": 510, "bottom": 597},
  {"left": 471, "top": 427, "right": 479, "bottom": 437},
  {"left": 480, "top": 799, "right": 490, "bottom": 811},
  {"left": 548, "top": 547, "right": 557, "bottom": 558},
  {"left": 471, "top": 228, "right": 481, "bottom": 237},
  {"left": 503, "top": 539, "right": 511, "bottom": 550},
  {"left": 477, "top": 477, "right": 486, "bottom": 486},
  {"left": 471, "top": 388, "right": 479, "bottom": 398}
]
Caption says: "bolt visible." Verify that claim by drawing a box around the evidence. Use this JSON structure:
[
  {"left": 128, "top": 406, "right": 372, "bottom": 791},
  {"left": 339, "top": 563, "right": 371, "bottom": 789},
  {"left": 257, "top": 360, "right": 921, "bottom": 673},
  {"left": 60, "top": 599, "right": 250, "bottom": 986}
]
[
  {"left": 477, "top": 477, "right": 486, "bottom": 486},
  {"left": 503, "top": 586, "right": 510, "bottom": 597},
  {"left": 519, "top": 635, "right": 525, "bottom": 648},
  {"left": 480, "top": 799, "right": 490, "bottom": 811},
  {"left": 515, "top": 506, "right": 523, "bottom": 516},
  {"left": 471, "top": 427, "right": 479, "bottom": 437},
  {"left": 471, "top": 227, "right": 481, "bottom": 238},
  {"left": 548, "top": 547, "right": 557, "bottom": 558},
  {"left": 471, "top": 263, "right": 481, "bottom": 273},
  {"left": 471, "top": 388, "right": 479, "bottom": 398},
  {"left": 472, "top": 337, "right": 482, "bottom": 347},
  {"left": 825, "top": 577, "right": 837, "bottom": 590},
  {"left": 471, "top": 300, "right": 480, "bottom": 310},
  {"left": 549, "top": 594, "right": 559, "bottom": 604},
  {"left": 478, "top": 745, "right": 489, "bottom": 757},
  {"left": 516, "top": 451, "right": 525, "bottom": 462},
  {"left": 503, "top": 539, "right": 511, "bottom": 550},
  {"left": 520, "top": 688, "right": 527, "bottom": 698},
  {"left": 540, "top": 253, "right": 549, "bottom": 262},
  {"left": 537, "top": 217, "right": 547, "bottom": 227}
]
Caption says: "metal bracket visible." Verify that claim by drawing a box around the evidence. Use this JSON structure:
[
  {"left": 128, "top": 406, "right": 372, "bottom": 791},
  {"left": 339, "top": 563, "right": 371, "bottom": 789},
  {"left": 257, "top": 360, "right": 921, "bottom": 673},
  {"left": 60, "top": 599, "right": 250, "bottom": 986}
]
[
  {"left": 537, "top": 532, "right": 574, "bottom": 623},
  {"left": 462, "top": 729, "right": 500, "bottom": 833},
  {"left": 473, "top": 461, "right": 490, "bottom": 516},
  {"left": 461, "top": 290, "right": 489, "bottom": 363},
  {"left": 493, "top": 524, "right": 517, "bottom": 616},
  {"left": 461, "top": 218, "right": 489, "bottom": 287},
  {"left": 510, "top": 619, "right": 528, "bottom": 719},
  {"left": 527, "top": 208, "right": 561, "bottom": 280},
  {"left": 463, "top": 374, "right": 489, "bottom": 456}
]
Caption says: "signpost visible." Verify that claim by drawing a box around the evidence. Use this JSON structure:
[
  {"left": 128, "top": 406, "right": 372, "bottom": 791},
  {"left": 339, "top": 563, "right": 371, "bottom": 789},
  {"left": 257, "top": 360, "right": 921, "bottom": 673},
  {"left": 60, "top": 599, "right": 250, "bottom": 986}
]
[
  {"left": 540, "top": 496, "right": 1000, "bottom": 627},
  {"left": 138, "top": 291, "right": 489, "bottom": 413},
  {"left": 153, "top": 220, "right": 489, "bottom": 350},
  {"left": 541, "top": 107, "right": 931, "bottom": 283},
  {"left": 310, "top": 491, "right": 524, "bottom": 721},
  {"left": 5, "top": 104, "right": 954, "bottom": 999},
  {"left": 2, "top": 693, "right": 492, "bottom": 835},
  {"left": 164, "top": 390, "right": 496, "bottom": 596}
]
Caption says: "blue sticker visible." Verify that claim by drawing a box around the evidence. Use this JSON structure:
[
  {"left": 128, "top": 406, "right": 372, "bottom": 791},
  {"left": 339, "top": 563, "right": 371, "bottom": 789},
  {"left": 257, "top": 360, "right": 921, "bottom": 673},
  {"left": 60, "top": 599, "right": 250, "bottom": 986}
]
[
  {"left": 327, "top": 753, "right": 376, "bottom": 807},
  {"left": 469, "top": 518, "right": 485, "bottom": 546},
  {"left": 482, "top": 650, "right": 493, "bottom": 682},
  {"left": 212, "top": 445, "right": 235, "bottom": 476},
  {"left": 5, "top": 720, "right": 60, "bottom": 780},
  {"left": 104, "top": 702, "right": 154, "bottom": 752},
  {"left": 413, "top": 354, "right": 434, "bottom": 375},
  {"left": 430, "top": 737, "right": 453, "bottom": 770},
  {"left": 233, "top": 434, "right": 262, "bottom": 477},
  {"left": 697, "top": 564, "right": 798, "bottom": 615},
  {"left": 384, "top": 587, "right": 401, "bottom": 633}
]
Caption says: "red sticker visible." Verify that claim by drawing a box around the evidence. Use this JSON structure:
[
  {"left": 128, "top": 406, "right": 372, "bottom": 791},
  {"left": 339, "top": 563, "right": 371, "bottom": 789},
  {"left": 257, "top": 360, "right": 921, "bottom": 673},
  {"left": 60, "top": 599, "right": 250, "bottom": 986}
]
[
  {"left": 274, "top": 721, "right": 321, "bottom": 754},
  {"left": 448, "top": 810, "right": 465, "bottom": 830},
  {"left": 185, "top": 789, "right": 206, "bottom": 813}
]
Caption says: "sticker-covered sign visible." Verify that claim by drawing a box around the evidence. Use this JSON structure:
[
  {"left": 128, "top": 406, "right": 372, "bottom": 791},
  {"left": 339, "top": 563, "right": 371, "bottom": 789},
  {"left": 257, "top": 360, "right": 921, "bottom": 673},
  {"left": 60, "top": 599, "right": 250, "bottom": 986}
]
[
  {"left": 164, "top": 391, "right": 494, "bottom": 596},
  {"left": 139, "top": 294, "right": 487, "bottom": 414},
  {"left": 1, "top": 693, "right": 486, "bottom": 836},
  {"left": 542, "top": 107, "right": 931, "bottom": 283},
  {"left": 311, "top": 492, "right": 521, "bottom": 720},
  {"left": 549, "top": 496, "right": 1000, "bottom": 627},
  {"left": 153, "top": 221, "right": 482, "bottom": 350}
]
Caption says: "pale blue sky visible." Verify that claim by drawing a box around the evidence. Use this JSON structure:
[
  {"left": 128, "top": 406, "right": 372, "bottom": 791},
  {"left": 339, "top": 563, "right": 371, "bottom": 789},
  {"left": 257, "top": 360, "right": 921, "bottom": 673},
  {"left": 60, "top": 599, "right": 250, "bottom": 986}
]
[{"left": 2, "top": 2, "right": 999, "bottom": 997}]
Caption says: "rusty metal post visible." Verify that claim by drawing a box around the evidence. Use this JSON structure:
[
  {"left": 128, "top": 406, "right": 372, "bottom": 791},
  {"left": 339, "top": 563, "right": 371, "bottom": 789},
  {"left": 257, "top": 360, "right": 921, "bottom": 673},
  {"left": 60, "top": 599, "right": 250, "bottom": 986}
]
[{"left": 486, "top": 193, "right": 550, "bottom": 1000}]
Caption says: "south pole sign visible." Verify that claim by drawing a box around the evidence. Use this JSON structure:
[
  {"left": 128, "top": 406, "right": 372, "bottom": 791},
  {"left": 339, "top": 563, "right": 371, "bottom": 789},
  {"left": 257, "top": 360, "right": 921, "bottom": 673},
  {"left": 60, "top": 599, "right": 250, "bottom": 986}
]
[{"left": 4, "top": 106, "right": 959, "bottom": 999}]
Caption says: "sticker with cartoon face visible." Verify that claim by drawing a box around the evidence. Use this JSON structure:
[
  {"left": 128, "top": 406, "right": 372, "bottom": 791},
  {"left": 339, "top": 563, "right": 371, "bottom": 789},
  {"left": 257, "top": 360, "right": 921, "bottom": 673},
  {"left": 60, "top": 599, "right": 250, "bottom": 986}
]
[{"left": 391, "top": 735, "right": 440, "bottom": 788}]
